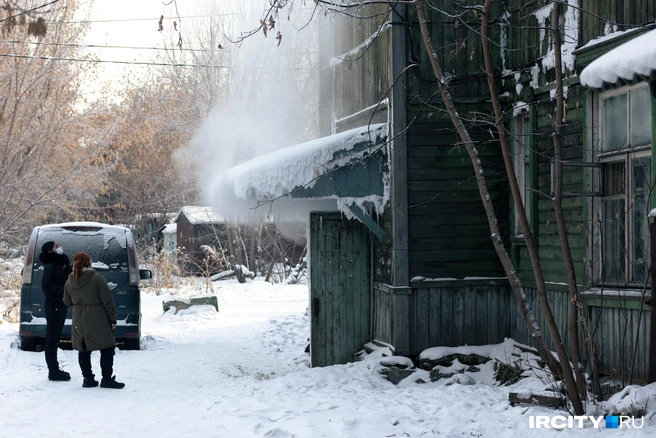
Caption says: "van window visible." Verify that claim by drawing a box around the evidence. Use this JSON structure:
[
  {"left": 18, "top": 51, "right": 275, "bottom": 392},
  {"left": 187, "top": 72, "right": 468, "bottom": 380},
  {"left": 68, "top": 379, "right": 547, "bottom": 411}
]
[{"left": 36, "top": 230, "right": 129, "bottom": 271}]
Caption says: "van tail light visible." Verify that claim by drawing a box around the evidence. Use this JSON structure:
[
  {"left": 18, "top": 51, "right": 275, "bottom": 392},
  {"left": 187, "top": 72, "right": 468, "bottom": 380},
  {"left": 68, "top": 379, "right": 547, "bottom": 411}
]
[
  {"left": 22, "top": 229, "right": 38, "bottom": 285},
  {"left": 126, "top": 231, "right": 139, "bottom": 286}
]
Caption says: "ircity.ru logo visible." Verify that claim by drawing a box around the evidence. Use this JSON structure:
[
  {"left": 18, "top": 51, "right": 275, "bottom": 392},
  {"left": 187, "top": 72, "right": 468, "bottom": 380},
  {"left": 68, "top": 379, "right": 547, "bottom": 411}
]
[{"left": 529, "top": 415, "right": 644, "bottom": 429}]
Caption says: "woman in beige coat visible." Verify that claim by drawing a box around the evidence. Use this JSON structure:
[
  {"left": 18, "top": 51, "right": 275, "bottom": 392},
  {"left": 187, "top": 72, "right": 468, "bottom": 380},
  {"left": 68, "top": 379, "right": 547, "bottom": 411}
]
[{"left": 63, "top": 252, "right": 125, "bottom": 389}]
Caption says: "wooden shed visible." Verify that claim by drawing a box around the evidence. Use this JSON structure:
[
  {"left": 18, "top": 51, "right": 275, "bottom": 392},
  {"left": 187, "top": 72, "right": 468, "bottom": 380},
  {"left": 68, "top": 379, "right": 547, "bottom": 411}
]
[{"left": 174, "top": 206, "right": 226, "bottom": 274}]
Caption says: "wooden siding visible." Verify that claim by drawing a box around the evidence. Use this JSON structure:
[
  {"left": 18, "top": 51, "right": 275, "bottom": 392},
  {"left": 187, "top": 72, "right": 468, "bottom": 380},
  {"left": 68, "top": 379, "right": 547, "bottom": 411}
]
[
  {"left": 374, "top": 207, "right": 393, "bottom": 284},
  {"left": 402, "top": 1, "right": 507, "bottom": 280},
  {"left": 372, "top": 283, "right": 406, "bottom": 349},
  {"left": 583, "top": 293, "right": 652, "bottom": 382},
  {"left": 374, "top": 280, "right": 651, "bottom": 381},
  {"left": 321, "top": 3, "right": 391, "bottom": 130},
  {"left": 406, "top": 1, "right": 497, "bottom": 99},
  {"left": 374, "top": 280, "right": 510, "bottom": 357},
  {"left": 580, "top": 0, "right": 656, "bottom": 45},
  {"left": 406, "top": 281, "right": 511, "bottom": 354},
  {"left": 405, "top": 114, "right": 508, "bottom": 279},
  {"left": 504, "top": 1, "right": 656, "bottom": 71},
  {"left": 501, "top": 2, "right": 589, "bottom": 286}
]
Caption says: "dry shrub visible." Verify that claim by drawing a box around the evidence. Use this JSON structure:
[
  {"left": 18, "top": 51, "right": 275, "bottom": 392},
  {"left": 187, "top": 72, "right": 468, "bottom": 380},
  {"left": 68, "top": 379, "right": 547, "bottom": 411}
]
[
  {"left": 0, "top": 258, "right": 22, "bottom": 323},
  {"left": 145, "top": 246, "right": 185, "bottom": 295}
]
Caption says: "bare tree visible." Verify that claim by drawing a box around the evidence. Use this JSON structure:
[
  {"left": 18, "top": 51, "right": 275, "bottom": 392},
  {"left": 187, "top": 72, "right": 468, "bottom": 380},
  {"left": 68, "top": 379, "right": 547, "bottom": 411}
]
[
  {"left": 0, "top": 0, "right": 107, "bottom": 246},
  {"left": 86, "top": 80, "right": 200, "bottom": 236}
]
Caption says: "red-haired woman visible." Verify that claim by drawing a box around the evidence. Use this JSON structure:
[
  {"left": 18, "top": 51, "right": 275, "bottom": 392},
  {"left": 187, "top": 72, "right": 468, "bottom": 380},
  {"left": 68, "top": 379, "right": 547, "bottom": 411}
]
[{"left": 63, "top": 252, "right": 125, "bottom": 389}]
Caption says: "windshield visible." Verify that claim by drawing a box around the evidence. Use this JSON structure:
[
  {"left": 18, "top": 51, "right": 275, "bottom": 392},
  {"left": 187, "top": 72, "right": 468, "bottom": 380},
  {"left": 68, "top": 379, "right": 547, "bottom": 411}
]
[{"left": 36, "top": 229, "right": 129, "bottom": 271}]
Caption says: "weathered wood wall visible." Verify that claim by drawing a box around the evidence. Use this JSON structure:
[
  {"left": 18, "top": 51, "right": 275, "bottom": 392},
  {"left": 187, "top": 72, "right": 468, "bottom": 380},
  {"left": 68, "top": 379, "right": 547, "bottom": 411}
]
[
  {"left": 582, "top": 293, "right": 652, "bottom": 382},
  {"left": 502, "top": 0, "right": 656, "bottom": 287},
  {"left": 318, "top": 3, "right": 391, "bottom": 136},
  {"left": 374, "top": 280, "right": 511, "bottom": 356},
  {"left": 403, "top": 2, "right": 508, "bottom": 280},
  {"left": 580, "top": 0, "right": 656, "bottom": 44},
  {"left": 374, "top": 280, "right": 652, "bottom": 381}
]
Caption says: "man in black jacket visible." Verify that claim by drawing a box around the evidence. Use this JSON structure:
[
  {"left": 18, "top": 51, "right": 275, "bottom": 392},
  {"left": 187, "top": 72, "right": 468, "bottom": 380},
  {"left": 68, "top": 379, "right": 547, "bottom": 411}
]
[{"left": 39, "top": 241, "right": 72, "bottom": 381}]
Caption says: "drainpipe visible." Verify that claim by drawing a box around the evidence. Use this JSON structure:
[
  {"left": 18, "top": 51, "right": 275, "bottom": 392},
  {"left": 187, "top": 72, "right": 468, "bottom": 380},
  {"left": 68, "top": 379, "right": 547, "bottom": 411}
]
[{"left": 649, "top": 209, "right": 656, "bottom": 383}]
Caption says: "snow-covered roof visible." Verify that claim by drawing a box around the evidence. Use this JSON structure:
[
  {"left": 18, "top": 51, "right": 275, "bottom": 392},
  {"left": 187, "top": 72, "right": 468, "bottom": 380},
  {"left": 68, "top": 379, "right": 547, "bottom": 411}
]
[
  {"left": 176, "top": 206, "right": 225, "bottom": 225},
  {"left": 580, "top": 28, "right": 656, "bottom": 88},
  {"left": 212, "top": 123, "right": 388, "bottom": 202},
  {"left": 161, "top": 223, "right": 177, "bottom": 234}
]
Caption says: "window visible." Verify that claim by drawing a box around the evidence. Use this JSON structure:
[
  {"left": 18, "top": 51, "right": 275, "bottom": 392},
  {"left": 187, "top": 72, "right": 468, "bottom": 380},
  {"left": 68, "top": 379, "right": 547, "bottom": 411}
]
[
  {"left": 595, "top": 84, "right": 653, "bottom": 285},
  {"left": 513, "top": 114, "right": 531, "bottom": 236}
]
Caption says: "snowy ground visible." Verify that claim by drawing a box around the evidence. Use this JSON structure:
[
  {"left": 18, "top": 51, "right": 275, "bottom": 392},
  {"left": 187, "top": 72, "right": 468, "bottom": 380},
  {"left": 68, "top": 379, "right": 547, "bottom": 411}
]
[{"left": 1, "top": 275, "right": 655, "bottom": 438}]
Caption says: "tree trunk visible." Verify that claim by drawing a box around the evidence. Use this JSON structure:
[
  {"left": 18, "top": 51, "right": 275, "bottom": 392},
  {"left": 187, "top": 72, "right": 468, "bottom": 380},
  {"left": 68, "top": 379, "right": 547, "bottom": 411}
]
[
  {"left": 476, "top": 0, "right": 583, "bottom": 414},
  {"left": 550, "top": 1, "right": 587, "bottom": 402},
  {"left": 414, "top": 0, "right": 552, "bottom": 371},
  {"left": 414, "top": 0, "right": 585, "bottom": 414}
]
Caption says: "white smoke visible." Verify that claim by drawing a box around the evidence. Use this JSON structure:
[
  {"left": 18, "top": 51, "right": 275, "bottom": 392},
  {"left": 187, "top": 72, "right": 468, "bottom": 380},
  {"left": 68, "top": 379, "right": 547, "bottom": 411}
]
[{"left": 174, "top": 0, "right": 321, "bottom": 242}]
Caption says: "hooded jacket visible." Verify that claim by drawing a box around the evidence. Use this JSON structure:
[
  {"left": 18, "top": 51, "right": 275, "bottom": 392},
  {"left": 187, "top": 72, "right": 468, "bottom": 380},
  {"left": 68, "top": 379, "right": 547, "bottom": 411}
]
[
  {"left": 39, "top": 252, "right": 72, "bottom": 305},
  {"left": 63, "top": 268, "right": 117, "bottom": 351}
]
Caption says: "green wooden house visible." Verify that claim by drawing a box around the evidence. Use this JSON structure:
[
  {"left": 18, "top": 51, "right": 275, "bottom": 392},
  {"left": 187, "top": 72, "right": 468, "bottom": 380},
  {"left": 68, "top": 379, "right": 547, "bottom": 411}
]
[{"left": 215, "top": 0, "right": 655, "bottom": 382}]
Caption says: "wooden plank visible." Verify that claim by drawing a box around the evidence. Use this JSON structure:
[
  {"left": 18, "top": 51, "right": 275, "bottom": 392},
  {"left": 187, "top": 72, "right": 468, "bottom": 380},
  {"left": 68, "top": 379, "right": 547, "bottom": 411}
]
[
  {"left": 344, "top": 220, "right": 355, "bottom": 363},
  {"left": 453, "top": 290, "right": 465, "bottom": 346},
  {"left": 410, "top": 248, "right": 500, "bottom": 262},
  {"left": 408, "top": 225, "right": 496, "bottom": 240},
  {"left": 352, "top": 222, "right": 362, "bottom": 357},
  {"left": 429, "top": 287, "right": 441, "bottom": 347},
  {"left": 407, "top": 157, "right": 478, "bottom": 170},
  {"left": 409, "top": 204, "right": 507, "bottom": 217},
  {"left": 416, "top": 287, "right": 430, "bottom": 352},
  {"left": 408, "top": 180, "right": 508, "bottom": 193},
  {"left": 325, "top": 215, "right": 336, "bottom": 367},
  {"left": 484, "top": 287, "right": 496, "bottom": 345},
  {"left": 409, "top": 214, "right": 493, "bottom": 227},
  {"left": 310, "top": 214, "right": 324, "bottom": 367},
  {"left": 361, "top": 223, "right": 370, "bottom": 350},
  {"left": 409, "top": 260, "right": 504, "bottom": 279},
  {"left": 500, "top": 286, "right": 511, "bottom": 344},
  {"left": 408, "top": 237, "right": 496, "bottom": 251},
  {"left": 309, "top": 214, "right": 318, "bottom": 366},
  {"left": 509, "top": 392, "right": 565, "bottom": 408},
  {"left": 317, "top": 213, "right": 327, "bottom": 367},
  {"left": 440, "top": 287, "right": 453, "bottom": 346},
  {"left": 464, "top": 288, "right": 476, "bottom": 345},
  {"left": 474, "top": 288, "right": 488, "bottom": 345},
  {"left": 408, "top": 189, "right": 504, "bottom": 203},
  {"left": 394, "top": 293, "right": 410, "bottom": 356}
]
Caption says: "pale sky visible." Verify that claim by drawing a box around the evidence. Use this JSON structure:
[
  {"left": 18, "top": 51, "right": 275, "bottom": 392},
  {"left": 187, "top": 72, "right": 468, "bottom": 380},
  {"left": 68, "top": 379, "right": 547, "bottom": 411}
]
[{"left": 78, "top": 0, "right": 184, "bottom": 97}]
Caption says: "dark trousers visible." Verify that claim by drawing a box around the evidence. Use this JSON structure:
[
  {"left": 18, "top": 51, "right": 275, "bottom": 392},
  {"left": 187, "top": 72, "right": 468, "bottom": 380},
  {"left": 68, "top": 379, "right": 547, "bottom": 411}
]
[
  {"left": 44, "top": 299, "right": 67, "bottom": 372},
  {"left": 78, "top": 343, "right": 115, "bottom": 379}
]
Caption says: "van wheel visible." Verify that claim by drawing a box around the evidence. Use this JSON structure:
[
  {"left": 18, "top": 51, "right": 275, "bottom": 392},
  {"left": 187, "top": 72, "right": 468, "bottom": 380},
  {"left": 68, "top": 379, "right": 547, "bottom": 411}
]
[
  {"left": 20, "top": 336, "right": 37, "bottom": 352},
  {"left": 122, "top": 338, "right": 140, "bottom": 350}
]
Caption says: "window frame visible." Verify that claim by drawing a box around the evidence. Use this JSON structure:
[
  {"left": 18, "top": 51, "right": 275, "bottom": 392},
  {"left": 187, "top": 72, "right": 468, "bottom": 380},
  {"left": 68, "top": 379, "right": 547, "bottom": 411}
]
[
  {"left": 591, "top": 83, "right": 653, "bottom": 287},
  {"left": 512, "top": 112, "right": 532, "bottom": 237}
]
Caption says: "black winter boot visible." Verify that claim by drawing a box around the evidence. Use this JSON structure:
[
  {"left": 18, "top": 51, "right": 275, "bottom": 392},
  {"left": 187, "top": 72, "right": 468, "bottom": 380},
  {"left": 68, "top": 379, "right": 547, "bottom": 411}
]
[
  {"left": 100, "top": 376, "right": 125, "bottom": 389},
  {"left": 48, "top": 368, "right": 71, "bottom": 381},
  {"left": 83, "top": 376, "right": 99, "bottom": 388}
]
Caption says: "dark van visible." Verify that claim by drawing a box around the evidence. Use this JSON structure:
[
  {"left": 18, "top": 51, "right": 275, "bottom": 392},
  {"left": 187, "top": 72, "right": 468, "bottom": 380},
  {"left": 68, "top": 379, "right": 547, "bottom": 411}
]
[{"left": 19, "top": 222, "right": 151, "bottom": 351}]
